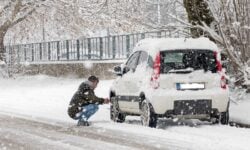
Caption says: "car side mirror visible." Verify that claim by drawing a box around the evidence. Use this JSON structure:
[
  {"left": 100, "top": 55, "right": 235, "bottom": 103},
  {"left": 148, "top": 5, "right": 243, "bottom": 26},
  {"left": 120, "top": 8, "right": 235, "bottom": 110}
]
[
  {"left": 113, "top": 65, "right": 123, "bottom": 76},
  {"left": 123, "top": 66, "right": 130, "bottom": 74}
]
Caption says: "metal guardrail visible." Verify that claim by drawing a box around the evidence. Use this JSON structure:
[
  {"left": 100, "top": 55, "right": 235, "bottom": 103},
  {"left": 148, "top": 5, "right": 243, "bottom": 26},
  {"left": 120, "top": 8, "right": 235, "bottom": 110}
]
[{"left": 5, "top": 29, "right": 190, "bottom": 63}]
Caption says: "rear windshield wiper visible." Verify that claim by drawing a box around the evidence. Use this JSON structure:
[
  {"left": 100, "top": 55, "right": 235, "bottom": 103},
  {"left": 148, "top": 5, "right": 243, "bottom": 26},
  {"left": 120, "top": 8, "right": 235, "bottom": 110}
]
[{"left": 168, "top": 68, "right": 194, "bottom": 74}]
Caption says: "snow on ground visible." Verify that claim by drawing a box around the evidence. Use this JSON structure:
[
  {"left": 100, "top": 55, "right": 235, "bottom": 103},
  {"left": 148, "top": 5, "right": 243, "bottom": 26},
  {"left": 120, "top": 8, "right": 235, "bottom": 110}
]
[
  {"left": 0, "top": 75, "right": 110, "bottom": 124},
  {"left": 230, "top": 94, "right": 250, "bottom": 125},
  {"left": 1, "top": 75, "right": 250, "bottom": 150}
]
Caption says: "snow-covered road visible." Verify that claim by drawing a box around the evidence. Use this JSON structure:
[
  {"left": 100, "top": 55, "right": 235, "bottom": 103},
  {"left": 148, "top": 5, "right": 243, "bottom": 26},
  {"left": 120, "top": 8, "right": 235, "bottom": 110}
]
[
  {"left": 1, "top": 75, "right": 250, "bottom": 150},
  {"left": 1, "top": 113, "right": 250, "bottom": 150},
  {"left": 0, "top": 114, "right": 150, "bottom": 150}
]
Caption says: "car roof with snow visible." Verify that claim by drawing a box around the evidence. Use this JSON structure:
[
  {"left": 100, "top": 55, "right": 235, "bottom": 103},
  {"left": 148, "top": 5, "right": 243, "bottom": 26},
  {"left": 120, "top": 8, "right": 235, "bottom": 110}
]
[{"left": 133, "top": 37, "right": 219, "bottom": 57}]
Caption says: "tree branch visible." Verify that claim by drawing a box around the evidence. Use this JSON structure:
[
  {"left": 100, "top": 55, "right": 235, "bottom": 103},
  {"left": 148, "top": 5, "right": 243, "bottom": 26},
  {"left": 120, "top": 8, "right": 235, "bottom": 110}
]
[
  {"left": 8, "top": 0, "right": 48, "bottom": 29},
  {"left": 11, "top": 0, "right": 22, "bottom": 21},
  {"left": 0, "top": 1, "right": 13, "bottom": 17},
  {"left": 10, "top": 8, "right": 36, "bottom": 29}
]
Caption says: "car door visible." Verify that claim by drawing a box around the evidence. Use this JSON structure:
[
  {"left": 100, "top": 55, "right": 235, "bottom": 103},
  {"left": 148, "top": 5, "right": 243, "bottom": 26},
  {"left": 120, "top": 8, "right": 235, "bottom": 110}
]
[
  {"left": 114, "top": 51, "right": 140, "bottom": 113},
  {"left": 116, "top": 51, "right": 149, "bottom": 113},
  {"left": 114, "top": 51, "right": 140, "bottom": 94}
]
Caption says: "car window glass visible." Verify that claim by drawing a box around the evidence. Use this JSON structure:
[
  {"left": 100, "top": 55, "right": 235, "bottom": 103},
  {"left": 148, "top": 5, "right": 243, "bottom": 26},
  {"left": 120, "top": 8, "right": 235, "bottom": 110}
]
[
  {"left": 138, "top": 51, "right": 148, "bottom": 65},
  {"left": 126, "top": 52, "right": 140, "bottom": 72},
  {"left": 161, "top": 50, "right": 217, "bottom": 73},
  {"left": 148, "top": 56, "right": 154, "bottom": 68}
]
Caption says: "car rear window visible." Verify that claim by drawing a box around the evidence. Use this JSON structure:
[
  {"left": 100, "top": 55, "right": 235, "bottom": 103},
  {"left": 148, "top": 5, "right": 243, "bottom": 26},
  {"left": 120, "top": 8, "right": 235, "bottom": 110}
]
[{"left": 160, "top": 50, "right": 217, "bottom": 74}]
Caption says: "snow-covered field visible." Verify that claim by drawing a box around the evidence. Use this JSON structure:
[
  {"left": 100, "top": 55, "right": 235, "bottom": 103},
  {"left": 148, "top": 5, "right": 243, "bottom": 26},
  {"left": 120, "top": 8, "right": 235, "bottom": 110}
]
[{"left": 1, "top": 75, "right": 250, "bottom": 150}]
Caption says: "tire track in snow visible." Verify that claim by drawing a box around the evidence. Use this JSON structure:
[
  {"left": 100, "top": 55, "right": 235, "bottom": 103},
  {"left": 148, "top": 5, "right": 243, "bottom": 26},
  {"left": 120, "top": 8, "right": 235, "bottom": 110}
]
[{"left": 0, "top": 114, "right": 158, "bottom": 150}]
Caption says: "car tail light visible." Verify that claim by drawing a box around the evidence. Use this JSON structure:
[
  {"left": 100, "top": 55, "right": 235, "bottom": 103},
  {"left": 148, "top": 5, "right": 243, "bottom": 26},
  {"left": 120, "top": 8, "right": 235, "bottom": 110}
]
[
  {"left": 221, "top": 75, "right": 227, "bottom": 89},
  {"left": 150, "top": 52, "right": 161, "bottom": 89},
  {"left": 214, "top": 51, "right": 222, "bottom": 72},
  {"left": 214, "top": 51, "right": 227, "bottom": 89}
]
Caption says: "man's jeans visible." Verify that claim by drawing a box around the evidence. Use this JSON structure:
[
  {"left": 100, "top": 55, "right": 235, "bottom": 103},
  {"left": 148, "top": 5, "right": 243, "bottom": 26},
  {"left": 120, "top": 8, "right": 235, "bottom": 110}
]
[{"left": 74, "top": 104, "right": 99, "bottom": 122}]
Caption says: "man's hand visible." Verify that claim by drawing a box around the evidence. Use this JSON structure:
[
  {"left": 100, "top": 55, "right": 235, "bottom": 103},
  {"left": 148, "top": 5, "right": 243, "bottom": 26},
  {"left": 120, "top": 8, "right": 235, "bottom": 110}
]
[{"left": 104, "top": 98, "right": 110, "bottom": 104}]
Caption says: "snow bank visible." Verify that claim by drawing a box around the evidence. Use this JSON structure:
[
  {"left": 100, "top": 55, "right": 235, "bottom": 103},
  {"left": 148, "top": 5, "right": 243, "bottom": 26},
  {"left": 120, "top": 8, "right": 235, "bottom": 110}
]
[{"left": 230, "top": 94, "right": 250, "bottom": 125}]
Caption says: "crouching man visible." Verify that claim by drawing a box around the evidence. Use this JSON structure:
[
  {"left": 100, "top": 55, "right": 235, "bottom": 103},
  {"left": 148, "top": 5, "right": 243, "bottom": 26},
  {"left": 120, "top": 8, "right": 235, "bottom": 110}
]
[{"left": 68, "top": 76, "right": 109, "bottom": 126}]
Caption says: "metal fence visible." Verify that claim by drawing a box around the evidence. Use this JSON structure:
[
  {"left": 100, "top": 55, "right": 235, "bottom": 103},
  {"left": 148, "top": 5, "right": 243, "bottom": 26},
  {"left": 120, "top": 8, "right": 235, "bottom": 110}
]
[{"left": 5, "top": 29, "right": 190, "bottom": 63}]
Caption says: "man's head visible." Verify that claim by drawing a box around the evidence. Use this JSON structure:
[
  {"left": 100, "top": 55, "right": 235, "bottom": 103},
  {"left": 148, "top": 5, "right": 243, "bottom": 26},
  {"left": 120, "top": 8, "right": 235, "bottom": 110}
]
[{"left": 88, "top": 75, "right": 99, "bottom": 89}]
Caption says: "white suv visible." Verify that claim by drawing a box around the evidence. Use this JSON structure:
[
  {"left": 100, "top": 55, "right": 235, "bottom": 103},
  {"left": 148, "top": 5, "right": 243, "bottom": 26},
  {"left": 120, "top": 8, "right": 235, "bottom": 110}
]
[{"left": 110, "top": 38, "right": 229, "bottom": 128}]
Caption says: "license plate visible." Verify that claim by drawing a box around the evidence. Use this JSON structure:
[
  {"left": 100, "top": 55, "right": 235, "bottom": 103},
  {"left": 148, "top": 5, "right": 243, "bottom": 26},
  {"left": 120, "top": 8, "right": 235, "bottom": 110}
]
[
  {"left": 176, "top": 83, "right": 205, "bottom": 90},
  {"left": 174, "top": 100, "right": 211, "bottom": 115}
]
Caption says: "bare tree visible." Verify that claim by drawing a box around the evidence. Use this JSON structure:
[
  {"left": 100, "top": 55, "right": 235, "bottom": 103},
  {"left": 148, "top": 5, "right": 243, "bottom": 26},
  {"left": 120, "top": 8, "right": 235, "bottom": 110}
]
[
  {"left": 206, "top": 0, "right": 250, "bottom": 86},
  {"left": 0, "top": 0, "right": 49, "bottom": 64},
  {"left": 183, "top": 0, "right": 250, "bottom": 87},
  {"left": 5, "top": 0, "right": 187, "bottom": 44},
  {"left": 4, "top": 0, "right": 148, "bottom": 45},
  {"left": 183, "top": 0, "right": 216, "bottom": 40}
]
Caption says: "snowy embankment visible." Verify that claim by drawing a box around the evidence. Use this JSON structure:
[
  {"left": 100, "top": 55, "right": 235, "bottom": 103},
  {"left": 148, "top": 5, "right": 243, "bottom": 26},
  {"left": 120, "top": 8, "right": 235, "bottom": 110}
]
[
  {"left": 230, "top": 95, "right": 250, "bottom": 125},
  {"left": 1, "top": 75, "right": 250, "bottom": 150}
]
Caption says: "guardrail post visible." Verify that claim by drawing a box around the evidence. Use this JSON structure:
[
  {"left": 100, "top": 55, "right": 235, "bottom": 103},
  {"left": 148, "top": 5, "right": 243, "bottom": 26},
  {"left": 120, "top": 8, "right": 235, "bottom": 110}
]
[
  {"left": 17, "top": 45, "right": 20, "bottom": 62},
  {"left": 48, "top": 42, "right": 51, "bottom": 61},
  {"left": 141, "top": 33, "right": 145, "bottom": 39},
  {"left": 24, "top": 45, "right": 27, "bottom": 61},
  {"left": 76, "top": 40, "right": 80, "bottom": 60},
  {"left": 57, "top": 41, "right": 60, "bottom": 61},
  {"left": 168, "top": 29, "right": 172, "bottom": 37},
  {"left": 31, "top": 44, "right": 34, "bottom": 61},
  {"left": 157, "top": 31, "right": 161, "bottom": 38},
  {"left": 66, "top": 40, "right": 69, "bottom": 60},
  {"left": 39, "top": 43, "right": 42, "bottom": 60},
  {"left": 8, "top": 46, "right": 11, "bottom": 64},
  {"left": 87, "top": 38, "right": 91, "bottom": 59},
  {"left": 126, "top": 35, "right": 130, "bottom": 58},
  {"left": 107, "top": 37, "right": 110, "bottom": 58},
  {"left": 100, "top": 37, "right": 103, "bottom": 60},
  {"left": 4, "top": 46, "right": 9, "bottom": 64},
  {"left": 112, "top": 36, "right": 116, "bottom": 59}
]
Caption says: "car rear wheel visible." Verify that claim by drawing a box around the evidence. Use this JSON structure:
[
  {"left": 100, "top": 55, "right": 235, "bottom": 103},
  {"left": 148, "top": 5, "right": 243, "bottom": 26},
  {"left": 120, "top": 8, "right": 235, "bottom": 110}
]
[
  {"left": 110, "top": 97, "right": 126, "bottom": 123},
  {"left": 220, "top": 110, "right": 229, "bottom": 125},
  {"left": 212, "top": 110, "right": 229, "bottom": 125},
  {"left": 140, "top": 100, "right": 157, "bottom": 128}
]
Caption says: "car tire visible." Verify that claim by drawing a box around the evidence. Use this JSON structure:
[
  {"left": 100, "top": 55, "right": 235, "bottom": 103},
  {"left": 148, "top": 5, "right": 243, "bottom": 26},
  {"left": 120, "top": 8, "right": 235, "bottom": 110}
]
[
  {"left": 212, "top": 110, "right": 229, "bottom": 125},
  {"left": 110, "top": 97, "right": 126, "bottom": 123},
  {"left": 220, "top": 110, "right": 229, "bottom": 125},
  {"left": 140, "top": 100, "right": 157, "bottom": 128}
]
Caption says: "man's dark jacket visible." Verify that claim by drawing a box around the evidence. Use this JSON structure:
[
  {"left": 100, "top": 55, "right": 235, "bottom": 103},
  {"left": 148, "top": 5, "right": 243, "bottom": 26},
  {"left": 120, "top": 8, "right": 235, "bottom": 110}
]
[{"left": 68, "top": 81, "right": 105, "bottom": 119}]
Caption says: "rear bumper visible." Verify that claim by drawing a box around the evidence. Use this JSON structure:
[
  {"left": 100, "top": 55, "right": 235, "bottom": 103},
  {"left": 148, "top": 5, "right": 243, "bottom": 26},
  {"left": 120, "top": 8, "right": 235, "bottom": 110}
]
[
  {"left": 147, "top": 88, "right": 229, "bottom": 116},
  {"left": 164, "top": 108, "right": 219, "bottom": 119}
]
